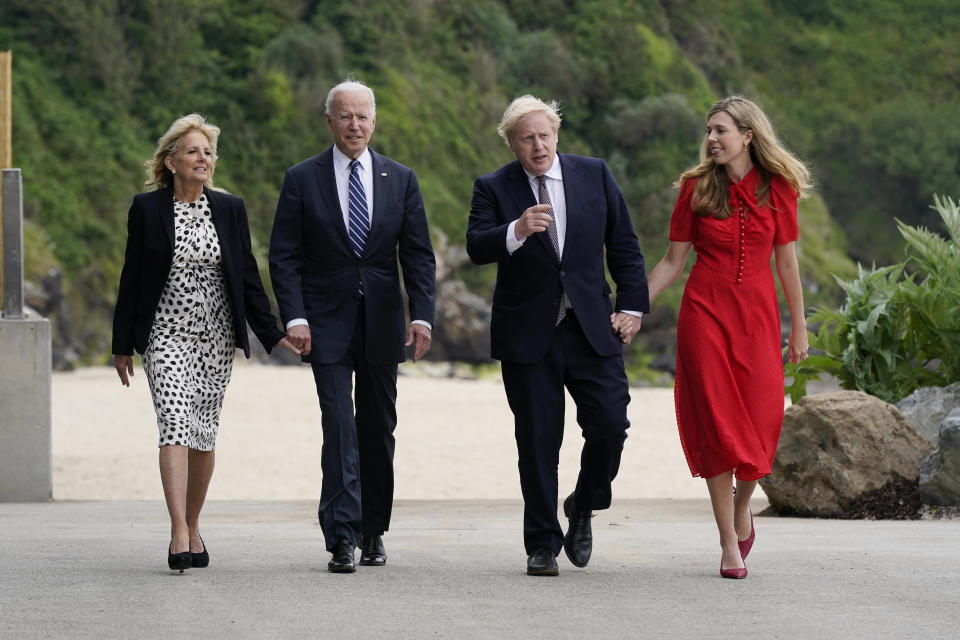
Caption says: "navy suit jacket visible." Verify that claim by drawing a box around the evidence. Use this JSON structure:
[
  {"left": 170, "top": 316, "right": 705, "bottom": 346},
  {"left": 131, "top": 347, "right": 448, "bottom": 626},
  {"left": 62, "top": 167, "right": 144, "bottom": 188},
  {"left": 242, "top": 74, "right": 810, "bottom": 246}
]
[
  {"left": 269, "top": 147, "right": 436, "bottom": 366},
  {"left": 112, "top": 186, "right": 285, "bottom": 357},
  {"left": 466, "top": 154, "right": 649, "bottom": 363}
]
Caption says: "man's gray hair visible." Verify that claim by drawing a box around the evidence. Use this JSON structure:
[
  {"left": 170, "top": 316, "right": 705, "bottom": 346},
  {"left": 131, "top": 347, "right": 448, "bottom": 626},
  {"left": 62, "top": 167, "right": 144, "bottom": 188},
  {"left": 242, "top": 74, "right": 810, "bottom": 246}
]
[
  {"left": 497, "top": 95, "right": 561, "bottom": 144},
  {"left": 325, "top": 79, "right": 377, "bottom": 116}
]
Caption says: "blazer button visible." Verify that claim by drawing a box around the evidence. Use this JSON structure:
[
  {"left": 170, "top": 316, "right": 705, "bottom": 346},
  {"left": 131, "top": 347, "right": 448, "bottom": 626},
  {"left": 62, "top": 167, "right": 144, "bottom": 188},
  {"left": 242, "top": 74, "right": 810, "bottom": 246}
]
[
  {"left": 560, "top": 270, "right": 566, "bottom": 277},
  {"left": 553, "top": 298, "right": 560, "bottom": 306}
]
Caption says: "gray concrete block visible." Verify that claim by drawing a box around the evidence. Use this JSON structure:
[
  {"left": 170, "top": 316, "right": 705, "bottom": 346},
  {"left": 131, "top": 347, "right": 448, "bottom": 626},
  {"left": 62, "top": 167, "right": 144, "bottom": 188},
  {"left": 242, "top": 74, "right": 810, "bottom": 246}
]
[{"left": 0, "top": 315, "right": 52, "bottom": 501}]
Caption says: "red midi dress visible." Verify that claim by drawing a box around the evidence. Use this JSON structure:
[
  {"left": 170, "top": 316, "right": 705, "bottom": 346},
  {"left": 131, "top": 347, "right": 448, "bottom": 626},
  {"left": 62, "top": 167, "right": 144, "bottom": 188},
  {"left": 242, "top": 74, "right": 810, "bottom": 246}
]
[{"left": 670, "top": 168, "right": 799, "bottom": 480}]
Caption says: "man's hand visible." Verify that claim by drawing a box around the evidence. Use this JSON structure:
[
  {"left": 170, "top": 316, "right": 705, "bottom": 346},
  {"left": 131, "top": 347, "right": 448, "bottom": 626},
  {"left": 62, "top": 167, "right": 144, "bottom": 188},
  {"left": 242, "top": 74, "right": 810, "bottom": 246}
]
[
  {"left": 276, "top": 336, "right": 302, "bottom": 357},
  {"left": 287, "top": 324, "right": 312, "bottom": 356},
  {"left": 405, "top": 323, "right": 432, "bottom": 362},
  {"left": 610, "top": 312, "right": 641, "bottom": 345},
  {"left": 114, "top": 354, "right": 134, "bottom": 387},
  {"left": 514, "top": 204, "right": 554, "bottom": 240}
]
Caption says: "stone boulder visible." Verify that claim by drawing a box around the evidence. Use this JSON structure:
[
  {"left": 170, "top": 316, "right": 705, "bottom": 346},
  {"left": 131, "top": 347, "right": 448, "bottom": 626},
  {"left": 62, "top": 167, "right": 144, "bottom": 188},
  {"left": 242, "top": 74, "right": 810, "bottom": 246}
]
[
  {"left": 428, "top": 231, "right": 492, "bottom": 363},
  {"left": 919, "top": 408, "right": 960, "bottom": 506},
  {"left": 760, "top": 391, "right": 933, "bottom": 517},
  {"left": 896, "top": 382, "right": 960, "bottom": 447}
]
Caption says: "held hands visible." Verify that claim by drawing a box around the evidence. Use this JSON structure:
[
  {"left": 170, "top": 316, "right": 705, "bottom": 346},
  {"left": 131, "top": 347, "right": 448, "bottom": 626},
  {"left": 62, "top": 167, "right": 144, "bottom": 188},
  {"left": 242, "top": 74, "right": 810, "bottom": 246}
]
[
  {"left": 114, "top": 354, "right": 134, "bottom": 386},
  {"left": 277, "top": 336, "right": 302, "bottom": 357},
  {"left": 514, "top": 204, "right": 554, "bottom": 240},
  {"left": 786, "top": 327, "right": 809, "bottom": 365},
  {"left": 286, "top": 324, "right": 312, "bottom": 357},
  {"left": 610, "top": 312, "right": 641, "bottom": 345},
  {"left": 405, "top": 323, "right": 432, "bottom": 363}
]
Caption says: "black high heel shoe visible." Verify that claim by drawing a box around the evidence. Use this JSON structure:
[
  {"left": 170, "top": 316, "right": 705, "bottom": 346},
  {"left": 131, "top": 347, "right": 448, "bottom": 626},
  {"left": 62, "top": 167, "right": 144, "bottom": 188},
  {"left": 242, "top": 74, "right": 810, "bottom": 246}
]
[
  {"left": 191, "top": 534, "right": 209, "bottom": 568},
  {"left": 168, "top": 543, "right": 192, "bottom": 573}
]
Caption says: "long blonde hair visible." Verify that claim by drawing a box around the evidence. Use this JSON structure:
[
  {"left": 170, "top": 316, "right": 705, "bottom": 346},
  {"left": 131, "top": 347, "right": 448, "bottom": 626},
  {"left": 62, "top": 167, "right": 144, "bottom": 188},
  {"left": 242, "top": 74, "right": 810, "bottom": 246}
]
[
  {"left": 144, "top": 114, "right": 220, "bottom": 189},
  {"left": 675, "top": 96, "right": 812, "bottom": 218}
]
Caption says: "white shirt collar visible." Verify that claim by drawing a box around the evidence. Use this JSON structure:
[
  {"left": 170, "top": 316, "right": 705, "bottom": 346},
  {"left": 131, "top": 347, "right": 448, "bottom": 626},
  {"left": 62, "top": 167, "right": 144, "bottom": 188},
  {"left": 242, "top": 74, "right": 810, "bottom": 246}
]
[
  {"left": 521, "top": 153, "right": 563, "bottom": 182},
  {"left": 332, "top": 145, "right": 372, "bottom": 175}
]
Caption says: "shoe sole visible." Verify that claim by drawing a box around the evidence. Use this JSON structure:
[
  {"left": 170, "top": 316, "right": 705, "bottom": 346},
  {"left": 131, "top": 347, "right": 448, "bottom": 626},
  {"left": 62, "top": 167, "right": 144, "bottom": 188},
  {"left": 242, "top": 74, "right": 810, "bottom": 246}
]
[
  {"left": 327, "top": 565, "right": 356, "bottom": 573},
  {"left": 526, "top": 568, "right": 559, "bottom": 576},
  {"left": 358, "top": 558, "right": 386, "bottom": 566}
]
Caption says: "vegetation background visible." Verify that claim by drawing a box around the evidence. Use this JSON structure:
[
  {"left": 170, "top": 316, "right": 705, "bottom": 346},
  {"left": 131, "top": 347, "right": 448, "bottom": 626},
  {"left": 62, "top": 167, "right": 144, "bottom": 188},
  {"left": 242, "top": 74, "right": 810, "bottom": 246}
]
[{"left": 1, "top": 0, "right": 958, "bottom": 379}]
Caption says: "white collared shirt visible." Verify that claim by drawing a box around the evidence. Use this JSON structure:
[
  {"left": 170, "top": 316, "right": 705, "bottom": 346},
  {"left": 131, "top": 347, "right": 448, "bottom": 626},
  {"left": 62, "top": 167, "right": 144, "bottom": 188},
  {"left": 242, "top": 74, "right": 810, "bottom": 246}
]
[
  {"left": 332, "top": 145, "right": 373, "bottom": 228},
  {"left": 506, "top": 154, "right": 566, "bottom": 255}
]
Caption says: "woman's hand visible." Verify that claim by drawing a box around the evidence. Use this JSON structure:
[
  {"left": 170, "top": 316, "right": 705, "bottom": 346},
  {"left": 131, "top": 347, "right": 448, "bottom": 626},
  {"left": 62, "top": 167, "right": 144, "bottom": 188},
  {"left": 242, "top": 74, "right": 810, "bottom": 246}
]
[
  {"left": 277, "top": 336, "right": 302, "bottom": 356},
  {"left": 787, "top": 327, "right": 809, "bottom": 365},
  {"left": 114, "top": 355, "right": 134, "bottom": 387}
]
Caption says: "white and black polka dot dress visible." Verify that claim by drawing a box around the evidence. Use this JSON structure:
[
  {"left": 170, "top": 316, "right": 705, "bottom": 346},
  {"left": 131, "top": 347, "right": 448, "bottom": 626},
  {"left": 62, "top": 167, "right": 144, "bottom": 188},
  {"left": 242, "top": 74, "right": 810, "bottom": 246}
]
[{"left": 143, "top": 194, "right": 236, "bottom": 451}]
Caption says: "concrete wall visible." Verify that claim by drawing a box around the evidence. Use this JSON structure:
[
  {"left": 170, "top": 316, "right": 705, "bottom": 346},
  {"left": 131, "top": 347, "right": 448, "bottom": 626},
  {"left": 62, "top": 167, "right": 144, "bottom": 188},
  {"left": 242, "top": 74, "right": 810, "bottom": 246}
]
[{"left": 0, "top": 314, "right": 52, "bottom": 501}]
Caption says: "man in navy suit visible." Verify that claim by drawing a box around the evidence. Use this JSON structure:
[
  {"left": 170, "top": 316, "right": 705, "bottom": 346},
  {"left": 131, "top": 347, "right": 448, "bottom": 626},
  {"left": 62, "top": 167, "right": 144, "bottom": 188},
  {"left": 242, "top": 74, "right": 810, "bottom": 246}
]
[
  {"left": 467, "top": 95, "right": 649, "bottom": 576},
  {"left": 269, "top": 80, "right": 436, "bottom": 573}
]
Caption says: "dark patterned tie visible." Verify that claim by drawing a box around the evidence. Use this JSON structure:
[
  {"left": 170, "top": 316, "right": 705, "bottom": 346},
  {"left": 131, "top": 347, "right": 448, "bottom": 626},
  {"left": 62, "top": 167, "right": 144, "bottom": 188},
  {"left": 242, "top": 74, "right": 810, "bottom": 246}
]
[
  {"left": 347, "top": 160, "right": 369, "bottom": 257},
  {"left": 537, "top": 175, "right": 570, "bottom": 325}
]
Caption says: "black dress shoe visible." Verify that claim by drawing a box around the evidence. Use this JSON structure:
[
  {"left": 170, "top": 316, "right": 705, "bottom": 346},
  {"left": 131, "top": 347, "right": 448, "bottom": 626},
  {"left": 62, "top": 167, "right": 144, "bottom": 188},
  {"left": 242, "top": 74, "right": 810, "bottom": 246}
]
[
  {"left": 327, "top": 541, "right": 356, "bottom": 573},
  {"left": 527, "top": 548, "right": 559, "bottom": 576},
  {"left": 191, "top": 534, "right": 209, "bottom": 568},
  {"left": 167, "top": 543, "right": 192, "bottom": 574},
  {"left": 359, "top": 535, "right": 387, "bottom": 566},
  {"left": 563, "top": 492, "right": 593, "bottom": 568}
]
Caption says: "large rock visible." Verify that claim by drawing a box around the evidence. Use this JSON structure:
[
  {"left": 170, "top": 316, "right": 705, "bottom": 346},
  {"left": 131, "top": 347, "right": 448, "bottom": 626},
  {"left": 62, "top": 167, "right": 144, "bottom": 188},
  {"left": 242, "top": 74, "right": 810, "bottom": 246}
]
[
  {"left": 760, "top": 391, "right": 933, "bottom": 517},
  {"left": 919, "top": 408, "right": 960, "bottom": 506},
  {"left": 896, "top": 382, "right": 960, "bottom": 447},
  {"left": 428, "top": 231, "right": 491, "bottom": 363}
]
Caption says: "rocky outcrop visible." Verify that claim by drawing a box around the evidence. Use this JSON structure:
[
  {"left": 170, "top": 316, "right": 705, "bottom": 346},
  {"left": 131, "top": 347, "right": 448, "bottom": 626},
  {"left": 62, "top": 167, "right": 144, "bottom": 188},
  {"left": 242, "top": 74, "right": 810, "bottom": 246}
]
[
  {"left": 896, "top": 382, "right": 960, "bottom": 447},
  {"left": 428, "top": 231, "right": 491, "bottom": 363},
  {"left": 919, "top": 408, "right": 960, "bottom": 506},
  {"left": 760, "top": 391, "right": 933, "bottom": 517}
]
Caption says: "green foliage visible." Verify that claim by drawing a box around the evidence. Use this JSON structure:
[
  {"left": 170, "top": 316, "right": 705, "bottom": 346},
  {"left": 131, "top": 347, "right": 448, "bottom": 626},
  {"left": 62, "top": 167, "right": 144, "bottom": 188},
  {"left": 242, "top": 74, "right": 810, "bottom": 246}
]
[{"left": 786, "top": 196, "right": 960, "bottom": 403}]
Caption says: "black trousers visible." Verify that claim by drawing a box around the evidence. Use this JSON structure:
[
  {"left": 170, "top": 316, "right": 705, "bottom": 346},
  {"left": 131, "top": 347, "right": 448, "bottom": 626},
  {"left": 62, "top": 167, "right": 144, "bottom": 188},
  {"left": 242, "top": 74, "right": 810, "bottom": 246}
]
[
  {"left": 500, "top": 311, "right": 631, "bottom": 555},
  {"left": 311, "top": 301, "right": 398, "bottom": 551}
]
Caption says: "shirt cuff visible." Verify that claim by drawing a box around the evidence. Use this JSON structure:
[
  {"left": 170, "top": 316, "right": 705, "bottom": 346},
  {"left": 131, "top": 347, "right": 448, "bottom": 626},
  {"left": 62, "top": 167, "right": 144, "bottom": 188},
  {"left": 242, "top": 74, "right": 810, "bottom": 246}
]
[
  {"left": 506, "top": 220, "right": 526, "bottom": 255},
  {"left": 286, "top": 318, "right": 309, "bottom": 330},
  {"left": 411, "top": 320, "right": 432, "bottom": 331},
  {"left": 619, "top": 310, "right": 643, "bottom": 318}
]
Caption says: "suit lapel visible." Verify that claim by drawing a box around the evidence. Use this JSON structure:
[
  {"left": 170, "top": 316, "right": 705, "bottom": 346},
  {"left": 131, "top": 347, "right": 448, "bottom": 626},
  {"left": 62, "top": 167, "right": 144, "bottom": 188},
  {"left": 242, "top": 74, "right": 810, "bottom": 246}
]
[
  {"left": 206, "top": 187, "right": 234, "bottom": 278},
  {"left": 557, "top": 154, "right": 582, "bottom": 266},
  {"left": 507, "top": 161, "right": 560, "bottom": 265},
  {"left": 313, "top": 149, "right": 351, "bottom": 250},
  {"left": 159, "top": 186, "right": 175, "bottom": 249},
  {"left": 367, "top": 149, "right": 390, "bottom": 251}
]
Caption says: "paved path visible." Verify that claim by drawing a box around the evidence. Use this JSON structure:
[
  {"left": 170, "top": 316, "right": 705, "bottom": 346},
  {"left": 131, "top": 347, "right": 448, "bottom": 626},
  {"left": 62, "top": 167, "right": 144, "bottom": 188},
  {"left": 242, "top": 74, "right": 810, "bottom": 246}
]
[{"left": 1, "top": 499, "right": 957, "bottom": 639}]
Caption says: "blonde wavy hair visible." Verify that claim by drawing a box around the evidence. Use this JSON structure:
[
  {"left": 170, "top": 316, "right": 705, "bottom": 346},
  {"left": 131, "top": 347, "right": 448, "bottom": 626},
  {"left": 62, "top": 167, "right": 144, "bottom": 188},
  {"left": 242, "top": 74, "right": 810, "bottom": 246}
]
[
  {"left": 497, "top": 95, "right": 562, "bottom": 144},
  {"left": 675, "top": 96, "right": 812, "bottom": 219},
  {"left": 144, "top": 114, "right": 220, "bottom": 189}
]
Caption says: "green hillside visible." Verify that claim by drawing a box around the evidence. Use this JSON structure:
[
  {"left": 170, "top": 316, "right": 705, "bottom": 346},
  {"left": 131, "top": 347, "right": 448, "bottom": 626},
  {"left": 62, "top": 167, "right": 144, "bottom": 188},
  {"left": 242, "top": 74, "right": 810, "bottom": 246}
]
[{"left": 1, "top": 0, "right": 957, "bottom": 370}]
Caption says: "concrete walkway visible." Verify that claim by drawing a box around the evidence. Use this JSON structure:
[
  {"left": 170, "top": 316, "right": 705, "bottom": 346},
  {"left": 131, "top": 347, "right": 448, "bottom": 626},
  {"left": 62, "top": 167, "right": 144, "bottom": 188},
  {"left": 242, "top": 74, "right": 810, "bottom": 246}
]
[{"left": 1, "top": 499, "right": 957, "bottom": 639}]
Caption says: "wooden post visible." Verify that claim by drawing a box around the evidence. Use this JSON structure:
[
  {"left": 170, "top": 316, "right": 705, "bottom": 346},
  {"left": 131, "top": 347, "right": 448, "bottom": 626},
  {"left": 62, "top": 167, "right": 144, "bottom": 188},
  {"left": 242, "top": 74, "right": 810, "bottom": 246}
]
[{"left": 0, "top": 51, "right": 11, "bottom": 298}]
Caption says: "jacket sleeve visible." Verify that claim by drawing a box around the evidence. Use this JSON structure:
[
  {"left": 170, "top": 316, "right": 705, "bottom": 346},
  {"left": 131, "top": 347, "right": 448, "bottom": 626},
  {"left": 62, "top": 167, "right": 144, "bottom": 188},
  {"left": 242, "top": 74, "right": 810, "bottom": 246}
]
[
  {"left": 601, "top": 161, "right": 650, "bottom": 313},
  {"left": 237, "top": 199, "right": 285, "bottom": 353},
  {"left": 268, "top": 170, "right": 307, "bottom": 325},
  {"left": 111, "top": 197, "right": 143, "bottom": 355},
  {"left": 397, "top": 169, "right": 436, "bottom": 325},
  {"left": 466, "top": 177, "right": 512, "bottom": 265}
]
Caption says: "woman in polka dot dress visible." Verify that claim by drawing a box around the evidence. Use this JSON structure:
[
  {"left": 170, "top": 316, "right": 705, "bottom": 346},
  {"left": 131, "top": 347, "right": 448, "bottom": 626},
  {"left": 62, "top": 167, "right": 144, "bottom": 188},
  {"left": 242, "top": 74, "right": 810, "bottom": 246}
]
[
  {"left": 645, "top": 97, "right": 810, "bottom": 579},
  {"left": 112, "top": 114, "right": 299, "bottom": 573}
]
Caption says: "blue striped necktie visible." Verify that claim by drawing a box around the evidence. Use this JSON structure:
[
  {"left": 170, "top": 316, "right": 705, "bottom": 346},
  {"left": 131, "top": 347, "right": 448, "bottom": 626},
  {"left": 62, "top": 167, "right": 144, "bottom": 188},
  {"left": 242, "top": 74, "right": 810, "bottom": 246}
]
[{"left": 347, "top": 159, "right": 369, "bottom": 257}]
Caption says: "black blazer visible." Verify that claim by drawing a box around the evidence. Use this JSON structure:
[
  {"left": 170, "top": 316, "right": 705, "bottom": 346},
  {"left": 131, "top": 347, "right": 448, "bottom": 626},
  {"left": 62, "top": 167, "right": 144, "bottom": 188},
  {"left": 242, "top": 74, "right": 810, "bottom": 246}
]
[
  {"left": 112, "top": 186, "right": 285, "bottom": 357},
  {"left": 466, "top": 153, "right": 649, "bottom": 363},
  {"left": 269, "top": 147, "right": 436, "bottom": 366}
]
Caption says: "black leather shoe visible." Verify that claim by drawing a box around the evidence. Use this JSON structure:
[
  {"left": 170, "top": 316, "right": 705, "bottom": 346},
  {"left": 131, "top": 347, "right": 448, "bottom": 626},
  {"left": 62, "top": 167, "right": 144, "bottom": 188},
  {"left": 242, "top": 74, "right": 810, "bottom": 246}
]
[
  {"left": 526, "top": 548, "right": 559, "bottom": 576},
  {"left": 359, "top": 535, "right": 387, "bottom": 566},
  {"left": 563, "top": 492, "right": 593, "bottom": 568},
  {"left": 191, "top": 534, "right": 209, "bottom": 568},
  {"left": 167, "top": 543, "right": 192, "bottom": 574},
  {"left": 327, "top": 541, "right": 356, "bottom": 573}
]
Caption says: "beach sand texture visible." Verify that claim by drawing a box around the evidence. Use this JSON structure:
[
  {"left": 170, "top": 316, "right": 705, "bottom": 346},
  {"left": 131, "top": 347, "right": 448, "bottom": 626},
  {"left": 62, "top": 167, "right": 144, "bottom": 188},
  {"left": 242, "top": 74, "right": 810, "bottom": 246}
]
[{"left": 53, "top": 362, "right": 748, "bottom": 502}]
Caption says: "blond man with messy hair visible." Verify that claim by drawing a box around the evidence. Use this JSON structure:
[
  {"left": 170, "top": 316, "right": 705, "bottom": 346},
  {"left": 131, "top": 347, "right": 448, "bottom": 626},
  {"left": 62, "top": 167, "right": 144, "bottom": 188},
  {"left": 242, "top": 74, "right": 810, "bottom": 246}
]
[{"left": 467, "top": 95, "right": 649, "bottom": 576}]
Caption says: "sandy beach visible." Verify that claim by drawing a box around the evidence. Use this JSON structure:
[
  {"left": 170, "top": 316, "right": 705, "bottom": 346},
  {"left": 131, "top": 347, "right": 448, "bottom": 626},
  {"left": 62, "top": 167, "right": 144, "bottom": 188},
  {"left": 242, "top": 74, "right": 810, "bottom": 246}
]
[{"left": 52, "top": 361, "right": 765, "bottom": 503}]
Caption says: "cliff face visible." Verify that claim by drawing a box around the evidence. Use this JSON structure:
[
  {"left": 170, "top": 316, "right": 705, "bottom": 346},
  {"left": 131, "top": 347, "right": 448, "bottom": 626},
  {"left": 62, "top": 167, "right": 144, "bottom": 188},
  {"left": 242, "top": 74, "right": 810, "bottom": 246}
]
[{"left": 2, "top": 0, "right": 956, "bottom": 370}]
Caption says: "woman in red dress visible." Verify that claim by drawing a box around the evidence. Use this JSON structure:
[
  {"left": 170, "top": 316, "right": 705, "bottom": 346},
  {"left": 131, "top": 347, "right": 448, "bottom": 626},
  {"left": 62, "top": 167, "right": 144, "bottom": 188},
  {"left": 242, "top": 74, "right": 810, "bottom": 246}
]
[{"left": 646, "top": 96, "right": 810, "bottom": 579}]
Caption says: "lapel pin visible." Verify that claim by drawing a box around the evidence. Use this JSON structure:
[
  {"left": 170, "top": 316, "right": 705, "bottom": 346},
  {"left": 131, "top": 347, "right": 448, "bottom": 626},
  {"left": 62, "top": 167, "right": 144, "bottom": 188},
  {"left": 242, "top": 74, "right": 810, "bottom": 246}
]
[{"left": 380, "top": 172, "right": 388, "bottom": 177}]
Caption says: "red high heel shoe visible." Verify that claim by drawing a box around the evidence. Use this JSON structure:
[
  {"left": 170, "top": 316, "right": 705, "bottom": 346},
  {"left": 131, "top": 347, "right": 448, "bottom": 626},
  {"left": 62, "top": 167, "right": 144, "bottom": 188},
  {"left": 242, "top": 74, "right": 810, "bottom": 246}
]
[
  {"left": 738, "top": 510, "right": 755, "bottom": 560},
  {"left": 720, "top": 563, "right": 748, "bottom": 579}
]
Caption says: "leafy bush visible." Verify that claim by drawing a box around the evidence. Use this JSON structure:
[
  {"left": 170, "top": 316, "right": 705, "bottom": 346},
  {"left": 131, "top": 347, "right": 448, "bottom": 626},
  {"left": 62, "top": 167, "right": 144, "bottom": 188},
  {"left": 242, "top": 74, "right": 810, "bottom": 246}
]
[{"left": 786, "top": 195, "right": 960, "bottom": 403}]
